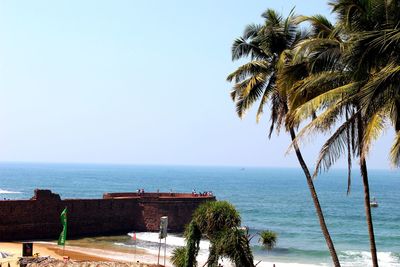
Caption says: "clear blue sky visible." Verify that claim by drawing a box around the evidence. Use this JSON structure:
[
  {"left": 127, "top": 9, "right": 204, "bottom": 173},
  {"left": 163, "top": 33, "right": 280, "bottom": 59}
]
[{"left": 0, "top": 0, "right": 395, "bottom": 168}]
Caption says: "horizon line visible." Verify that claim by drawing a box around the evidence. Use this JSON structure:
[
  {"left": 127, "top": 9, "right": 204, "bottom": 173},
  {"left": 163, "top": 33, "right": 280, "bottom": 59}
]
[{"left": 0, "top": 160, "right": 394, "bottom": 171}]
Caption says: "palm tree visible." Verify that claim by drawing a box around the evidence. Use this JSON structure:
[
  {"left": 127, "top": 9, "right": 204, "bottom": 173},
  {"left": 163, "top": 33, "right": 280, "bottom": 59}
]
[
  {"left": 227, "top": 9, "right": 341, "bottom": 266},
  {"left": 259, "top": 230, "right": 278, "bottom": 250},
  {"left": 337, "top": 2, "right": 400, "bottom": 265},
  {"left": 285, "top": 25, "right": 378, "bottom": 265},
  {"left": 171, "top": 247, "right": 187, "bottom": 267},
  {"left": 286, "top": 2, "right": 400, "bottom": 265},
  {"left": 182, "top": 201, "right": 255, "bottom": 267},
  {"left": 284, "top": 12, "right": 380, "bottom": 266},
  {"left": 335, "top": 0, "right": 400, "bottom": 166}
]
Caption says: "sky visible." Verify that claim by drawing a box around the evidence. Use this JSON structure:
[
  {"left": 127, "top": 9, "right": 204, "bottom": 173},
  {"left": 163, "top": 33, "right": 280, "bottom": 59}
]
[{"left": 0, "top": 0, "right": 396, "bottom": 169}]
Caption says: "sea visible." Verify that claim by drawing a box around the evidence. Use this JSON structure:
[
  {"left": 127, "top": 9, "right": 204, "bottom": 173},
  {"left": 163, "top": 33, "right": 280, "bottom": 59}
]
[{"left": 0, "top": 162, "right": 399, "bottom": 267}]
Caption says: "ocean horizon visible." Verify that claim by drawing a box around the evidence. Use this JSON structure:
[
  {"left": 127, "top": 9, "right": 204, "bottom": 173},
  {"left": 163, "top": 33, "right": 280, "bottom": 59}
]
[
  {"left": 0, "top": 162, "right": 399, "bottom": 266},
  {"left": 0, "top": 160, "right": 396, "bottom": 170}
]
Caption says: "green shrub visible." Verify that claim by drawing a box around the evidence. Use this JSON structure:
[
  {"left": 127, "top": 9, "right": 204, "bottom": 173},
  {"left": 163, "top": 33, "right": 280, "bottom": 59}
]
[
  {"left": 171, "top": 247, "right": 187, "bottom": 267},
  {"left": 259, "top": 230, "right": 277, "bottom": 250}
]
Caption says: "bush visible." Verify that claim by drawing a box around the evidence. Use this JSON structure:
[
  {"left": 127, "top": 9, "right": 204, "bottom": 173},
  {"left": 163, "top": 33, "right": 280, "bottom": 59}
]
[
  {"left": 259, "top": 230, "right": 277, "bottom": 250},
  {"left": 190, "top": 201, "right": 241, "bottom": 237},
  {"left": 171, "top": 247, "right": 186, "bottom": 267}
]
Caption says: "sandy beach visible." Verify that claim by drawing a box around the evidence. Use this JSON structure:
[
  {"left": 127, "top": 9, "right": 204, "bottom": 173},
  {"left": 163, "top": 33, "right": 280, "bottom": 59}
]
[
  {"left": 0, "top": 242, "right": 161, "bottom": 267},
  {"left": 0, "top": 240, "right": 327, "bottom": 267}
]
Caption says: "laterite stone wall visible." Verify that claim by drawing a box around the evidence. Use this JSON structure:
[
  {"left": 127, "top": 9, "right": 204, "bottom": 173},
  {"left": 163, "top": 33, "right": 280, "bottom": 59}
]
[{"left": 0, "top": 189, "right": 214, "bottom": 241}]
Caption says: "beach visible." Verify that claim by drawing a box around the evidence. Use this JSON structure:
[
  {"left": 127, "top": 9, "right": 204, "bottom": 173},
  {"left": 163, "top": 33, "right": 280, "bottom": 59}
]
[
  {"left": 0, "top": 240, "right": 323, "bottom": 267},
  {"left": 0, "top": 241, "right": 160, "bottom": 267},
  {"left": 2, "top": 0, "right": 400, "bottom": 266},
  {"left": 1, "top": 164, "right": 399, "bottom": 266}
]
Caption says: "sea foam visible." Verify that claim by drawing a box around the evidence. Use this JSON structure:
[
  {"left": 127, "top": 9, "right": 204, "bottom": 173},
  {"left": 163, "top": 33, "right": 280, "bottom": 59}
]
[
  {"left": 340, "top": 250, "right": 400, "bottom": 267},
  {"left": 123, "top": 232, "right": 329, "bottom": 267},
  {"left": 0, "top": 188, "right": 21, "bottom": 194},
  {"left": 128, "top": 232, "right": 210, "bottom": 250}
]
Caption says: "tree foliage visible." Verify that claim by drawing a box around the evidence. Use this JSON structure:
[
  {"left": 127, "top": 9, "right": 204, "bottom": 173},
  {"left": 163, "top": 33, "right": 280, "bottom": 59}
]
[
  {"left": 273, "top": 1, "right": 400, "bottom": 266},
  {"left": 259, "top": 230, "right": 278, "bottom": 250},
  {"left": 178, "top": 201, "right": 255, "bottom": 267},
  {"left": 228, "top": 1, "right": 400, "bottom": 266},
  {"left": 227, "top": 7, "right": 342, "bottom": 267},
  {"left": 171, "top": 247, "right": 187, "bottom": 267}
]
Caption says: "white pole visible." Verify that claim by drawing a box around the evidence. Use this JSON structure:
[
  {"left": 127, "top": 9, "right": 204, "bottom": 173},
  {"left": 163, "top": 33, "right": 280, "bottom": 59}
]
[
  {"left": 164, "top": 237, "right": 167, "bottom": 266},
  {"left": 157, "top": 238, "right": 161, "bottom": 265}
]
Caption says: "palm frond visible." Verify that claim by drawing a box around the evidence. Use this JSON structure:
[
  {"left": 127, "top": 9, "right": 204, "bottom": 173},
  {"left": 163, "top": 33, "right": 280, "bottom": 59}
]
[
  {"left": 286, "top": 101, "right": 348, "bottom": 154},
  {"left": 329, "top": 0, "right": 375, "bottom": 31},
  {"left": 261, "top": 9, "right": 283, "bottom": 26},
  {"left": 213, "top": 228, "right": 255, "bottom": 267},
  {"left": 295, "top": 15, "right": 334, "bottom": 38},
  {"left": 390, "top": 131, "right": 400, "bottom": 167},
  {"left": 171, "top": 247, "right": 186, "bottom": 267},
  {"left": 390, "top": 98, "right": 400, "bottom": 131},
  {"left": 314, "top": 111, "right": 360, "bottom": 176},
  {"left": 277, "top": 60, "right": 309, "bottom": 98},
  {"left": 243, "top": 23, "right": 263, "bottom": 39},
  {"left": 361, "top": 28, "right": 400, "bottom": 55},
  {"left": 268, "top": 90, "right": 287, "bottom": 137},
  {"left": 294, "top": 38, "right": 341, "bottom": 60},
  {"left": 362, "top": 110, "right": 387, "bottom": 159},
  {"left": 184, "top": 222, "right": 201, "bottom": 267},
  {"left": 292, "top": 37, "right": 343, "bottom": 74},
  {"left": 289, "top": 80, "right": 357, "bottom": 127},
  {"left": 226, "top": 61, "right": 272, "bottom": 83},
  {"left": 232, "top": 74, "right": 268, "bottom": 118},
  {"left": 256, "top": 76, "right": 275, "bottom": 123},
  {"left": 359, "top": 63, "right": 400, "bottom": 115},
  {"left": 231, "top": 37, "right": 264, "bottom": 61},
  {"left": 289, "top": 71, "right": 348, "bottom": 110}
]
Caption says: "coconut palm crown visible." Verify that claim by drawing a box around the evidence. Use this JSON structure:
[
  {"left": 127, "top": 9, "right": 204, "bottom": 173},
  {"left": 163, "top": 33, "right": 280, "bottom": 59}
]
[{"left": 227, "top": 8, "right": 341, "bottom": 267}]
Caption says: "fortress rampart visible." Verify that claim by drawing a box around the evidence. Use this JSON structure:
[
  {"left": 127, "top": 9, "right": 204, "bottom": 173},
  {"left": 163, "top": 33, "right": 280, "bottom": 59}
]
[{"left": 0, "top": 189, "right": 215, "bottom": 241}]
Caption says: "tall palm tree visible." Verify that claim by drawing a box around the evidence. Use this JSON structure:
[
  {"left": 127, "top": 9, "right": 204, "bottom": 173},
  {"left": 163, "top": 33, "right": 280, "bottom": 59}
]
[
  {"left": 287, "top": 2, "right": 400, "bottom": 265},
  {"left": 344, "top": 3, "right": 400, "bottom": 264},
  {"left": 285, "top": 28, "right": 376, "bottom": 265},
  {"left": 318, "top": 2, "right": 400, "bottom": 266},
  {"left": 337, "top": 0, "right": 400, "bottom": 165},
  {"left": 227, "top": 9, "right": 341, "bottom": 266},
  {"left": 284, "top": 11, "right": 380, "bottom": 265},
  {"left": 285, "top": 14, "right": 357, "bottom": 194}
]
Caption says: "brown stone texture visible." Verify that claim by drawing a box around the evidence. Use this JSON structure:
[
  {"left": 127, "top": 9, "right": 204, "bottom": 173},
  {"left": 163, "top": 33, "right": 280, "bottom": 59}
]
[{"left": 0, "top": 189, "right": 215, "bottom": 241}]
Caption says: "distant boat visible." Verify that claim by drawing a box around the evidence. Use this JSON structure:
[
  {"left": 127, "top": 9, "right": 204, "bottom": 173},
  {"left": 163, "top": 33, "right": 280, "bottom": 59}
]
[
  {"left": 370, "top": 197, "right": 378, "bottom": 208},
  {"left": 240, "top": 168, "right": 245, "bottom": 171}
]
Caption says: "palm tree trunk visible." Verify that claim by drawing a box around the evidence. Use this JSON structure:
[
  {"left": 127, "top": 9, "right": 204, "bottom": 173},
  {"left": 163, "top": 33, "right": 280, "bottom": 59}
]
[
  {"left": 357, "top": 114, "right": 379, "bottom": 267},
  {"left": 360, "top": 157, "right": 378, "bottom": 267},
  {"left": 289, "top": 127, "right": 341, "bottom": 267}
]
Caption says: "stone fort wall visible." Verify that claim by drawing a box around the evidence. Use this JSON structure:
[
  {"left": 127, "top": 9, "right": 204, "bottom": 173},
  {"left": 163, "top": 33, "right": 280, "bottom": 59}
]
[{"left": 0, "top": 189, "right": 215, "bottom": 241}]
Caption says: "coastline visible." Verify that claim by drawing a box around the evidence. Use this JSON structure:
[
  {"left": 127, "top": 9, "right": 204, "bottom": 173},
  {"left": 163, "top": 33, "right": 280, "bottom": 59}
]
[
  {"left": 0, "top": 240, "right": 326, "bottom": 267},
  {"left": 0, "top": 242, "right": 161, "bottom": 267},
  {"left": 4, "top": 237, "right": 395, "bottom": 266},
  {"left": 1, "top": 165, "right": 399, "bottom": 266}
]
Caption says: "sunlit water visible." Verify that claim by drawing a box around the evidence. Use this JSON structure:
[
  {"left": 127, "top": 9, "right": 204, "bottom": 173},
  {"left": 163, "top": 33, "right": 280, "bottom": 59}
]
[{"left": 0, "top": 163, "right": 399, "bottom": 266}]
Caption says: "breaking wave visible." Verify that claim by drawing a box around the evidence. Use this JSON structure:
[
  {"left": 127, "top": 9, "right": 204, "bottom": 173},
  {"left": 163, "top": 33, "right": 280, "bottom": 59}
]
[
  {"left": 340, "top": 250, "right": 400, "bottom": 267},
  {"left": 118, "top": 233, "right": 400, "bottom": 267},
  {"left": 0, "top": 188, "right": 21, "bottom": 194},
  {"left": 119, "top": 232, "right": 327, "bottom": 267}
]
